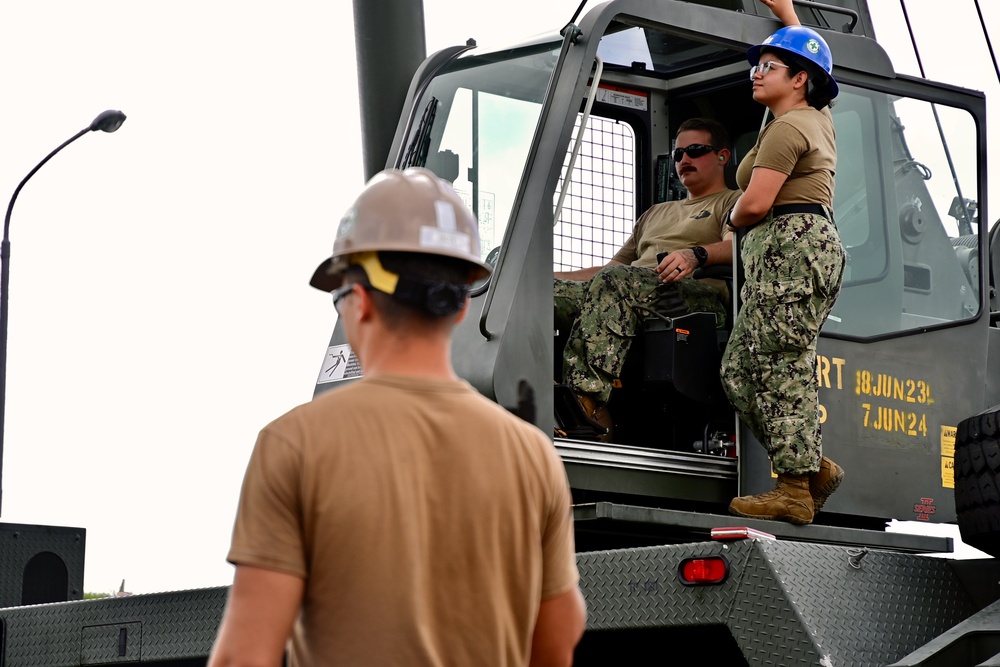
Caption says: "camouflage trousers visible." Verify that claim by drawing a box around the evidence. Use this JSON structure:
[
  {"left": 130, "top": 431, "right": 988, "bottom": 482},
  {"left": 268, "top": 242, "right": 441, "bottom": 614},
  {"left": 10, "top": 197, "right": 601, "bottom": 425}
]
[
  {"left": 720, "top": 212, "right": 845, "bottom": 475},
  {"left": 556, "top": 265, "right": 726, "bottom": 404}
]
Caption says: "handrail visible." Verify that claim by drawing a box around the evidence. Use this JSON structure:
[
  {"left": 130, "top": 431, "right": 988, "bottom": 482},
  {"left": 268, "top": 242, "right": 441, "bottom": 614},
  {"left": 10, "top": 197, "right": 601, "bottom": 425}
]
[
  {"left": 479, "top": 25, "right": 581, "bottom": 340},
  {"left": 792, "top": 0, "right": 859, "bottom": 33}
]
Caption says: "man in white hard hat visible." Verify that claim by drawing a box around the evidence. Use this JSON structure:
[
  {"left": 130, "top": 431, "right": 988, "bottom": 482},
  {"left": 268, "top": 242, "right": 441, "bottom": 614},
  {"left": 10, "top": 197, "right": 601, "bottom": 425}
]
[{"left": 209, "top": 167, "right": 586, "bottom": 667}]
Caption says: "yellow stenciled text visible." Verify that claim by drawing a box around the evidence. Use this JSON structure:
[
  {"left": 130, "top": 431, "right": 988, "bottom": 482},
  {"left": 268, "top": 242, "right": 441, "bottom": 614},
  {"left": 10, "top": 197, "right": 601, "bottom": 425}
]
[
  {"left": 861, "top": 402, "right": 929, "bottom": 437},
  {"left": 816, "top": 355, "right": 846, "bottom": 390},
  {"left": 855, "top": 369, "right": 934, "bottom": 405}
]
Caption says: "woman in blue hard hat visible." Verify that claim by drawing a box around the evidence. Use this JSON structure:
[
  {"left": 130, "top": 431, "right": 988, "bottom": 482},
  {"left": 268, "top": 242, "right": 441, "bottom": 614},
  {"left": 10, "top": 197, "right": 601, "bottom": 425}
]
[{"left": 721, "top": 0, "right": 846, "bottom": 526}]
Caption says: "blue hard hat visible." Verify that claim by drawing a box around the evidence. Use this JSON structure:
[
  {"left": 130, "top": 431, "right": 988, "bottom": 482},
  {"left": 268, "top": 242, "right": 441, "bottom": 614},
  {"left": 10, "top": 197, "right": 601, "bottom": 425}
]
[{"left": 747, "top": 26, "right": 839, "bottom": 99}]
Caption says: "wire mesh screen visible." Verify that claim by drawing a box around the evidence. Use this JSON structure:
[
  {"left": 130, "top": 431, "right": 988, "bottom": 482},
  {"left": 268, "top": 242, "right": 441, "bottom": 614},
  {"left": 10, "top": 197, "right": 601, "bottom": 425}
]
[{"left": 553, "top": 115, "right": 636, "bottom": 271}]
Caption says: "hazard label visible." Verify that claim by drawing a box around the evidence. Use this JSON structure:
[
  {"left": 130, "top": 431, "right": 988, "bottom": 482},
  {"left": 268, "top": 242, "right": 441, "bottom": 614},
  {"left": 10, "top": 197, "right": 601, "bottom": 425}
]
[{"left": 317, "top": 344, "right": 363, "bottom": 384}]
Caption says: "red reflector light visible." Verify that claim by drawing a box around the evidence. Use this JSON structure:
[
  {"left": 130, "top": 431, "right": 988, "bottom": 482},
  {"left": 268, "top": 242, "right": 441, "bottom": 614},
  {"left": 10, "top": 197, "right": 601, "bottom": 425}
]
[
  {"left": 678, "top": 556, "right": 729, "bottom": 585},
  {"left": 711, "top": 526, "right": 776, "bottom": 541}
]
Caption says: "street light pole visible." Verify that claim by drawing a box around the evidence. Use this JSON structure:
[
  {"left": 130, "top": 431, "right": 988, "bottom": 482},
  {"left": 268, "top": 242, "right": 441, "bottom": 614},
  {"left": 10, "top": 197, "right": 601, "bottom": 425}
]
[{"left": 0, "top": 110, "right": 126, "bottom": 516}]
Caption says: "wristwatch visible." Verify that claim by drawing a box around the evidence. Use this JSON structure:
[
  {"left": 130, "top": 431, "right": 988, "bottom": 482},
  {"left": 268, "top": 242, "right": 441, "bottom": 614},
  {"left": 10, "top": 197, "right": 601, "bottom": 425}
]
[{"left": 692, "top": 246, "right": 708, "bottom": 268}]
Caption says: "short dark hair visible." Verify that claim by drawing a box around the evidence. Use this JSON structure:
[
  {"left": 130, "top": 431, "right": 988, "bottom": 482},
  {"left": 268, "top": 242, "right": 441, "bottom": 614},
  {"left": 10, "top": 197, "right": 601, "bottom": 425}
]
[
  {"left": 347, "top": 252, "right": 471, "bottom": 326},
  {"left": 763, "top": 48, "right": 835, "bottom": 110},
  {"left": 676, "top": 118, "right": 731, "bottom": 151},
  {"left": 378, "top": 251, "right": 474, "bottom": 287}
]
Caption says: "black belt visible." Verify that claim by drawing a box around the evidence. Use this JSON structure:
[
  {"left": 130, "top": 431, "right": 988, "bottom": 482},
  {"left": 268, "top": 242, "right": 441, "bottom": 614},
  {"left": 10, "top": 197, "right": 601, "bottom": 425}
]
[
  {"left": 771, "top": 204, "right": 829, "bottom": 219},
  {"left": 739, "top": 204, "right": 832, "bottom": 235}
]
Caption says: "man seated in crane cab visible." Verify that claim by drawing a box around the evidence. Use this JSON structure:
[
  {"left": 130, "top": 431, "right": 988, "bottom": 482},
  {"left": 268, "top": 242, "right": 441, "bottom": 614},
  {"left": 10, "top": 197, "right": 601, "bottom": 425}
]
[{"left": 554, "top": 118, "right": 740, "bottom": 436}]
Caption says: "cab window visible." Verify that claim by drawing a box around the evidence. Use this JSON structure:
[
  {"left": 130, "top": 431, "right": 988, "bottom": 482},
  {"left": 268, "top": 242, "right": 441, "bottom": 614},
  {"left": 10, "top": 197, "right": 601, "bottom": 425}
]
[{"left": 825, "top": 87, "right": 981, "bottom": 338}]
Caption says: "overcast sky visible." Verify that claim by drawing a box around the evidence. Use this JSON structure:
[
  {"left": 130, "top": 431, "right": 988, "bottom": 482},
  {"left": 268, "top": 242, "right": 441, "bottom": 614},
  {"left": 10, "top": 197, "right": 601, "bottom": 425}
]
[{"left": 0, "top": 1, "right": 995, "bottom": 595}]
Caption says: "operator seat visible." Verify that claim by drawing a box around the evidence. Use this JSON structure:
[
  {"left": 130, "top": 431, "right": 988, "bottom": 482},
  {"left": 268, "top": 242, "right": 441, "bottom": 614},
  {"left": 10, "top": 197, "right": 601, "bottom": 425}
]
[{"left": 633, "top": 129, "right": 747, "bottom": 407}]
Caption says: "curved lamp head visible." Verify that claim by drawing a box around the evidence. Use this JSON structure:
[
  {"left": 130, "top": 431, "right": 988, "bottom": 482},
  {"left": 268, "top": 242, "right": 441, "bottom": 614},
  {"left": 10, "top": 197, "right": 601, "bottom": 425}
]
[{"left": 89, "top": 110, "right": 126, "bottom": 133}]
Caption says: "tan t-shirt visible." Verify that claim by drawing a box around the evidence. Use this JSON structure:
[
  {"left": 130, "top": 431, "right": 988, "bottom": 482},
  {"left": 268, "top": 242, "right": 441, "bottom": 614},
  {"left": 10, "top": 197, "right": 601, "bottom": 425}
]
[
  {"left": 736, "top": 107, "right": 836, "bottom": 207},
  {"left": 228, "top": 374, "right": 579, "bottom": 667},
  {"left": 613, "top": 189, "right": 740, "bottom": 268}
]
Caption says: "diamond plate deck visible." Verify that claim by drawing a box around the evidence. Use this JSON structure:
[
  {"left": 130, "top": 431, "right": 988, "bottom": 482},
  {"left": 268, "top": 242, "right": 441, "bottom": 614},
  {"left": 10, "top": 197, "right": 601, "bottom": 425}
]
[
  {"left": 0, "top": 586, "right": 228, "bottom": 666},
  {"left": 0, "top": 541, "right": 995, "bottom": 666},
  {"left": 578, "top": 539, "right": 989, "bottom": 666}
]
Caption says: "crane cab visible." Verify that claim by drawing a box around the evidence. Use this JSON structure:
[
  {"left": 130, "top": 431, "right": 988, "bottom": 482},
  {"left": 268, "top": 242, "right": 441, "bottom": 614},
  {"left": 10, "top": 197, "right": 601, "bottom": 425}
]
[{"left": 317, "top": 0, "right": 994, "bottom": 533}]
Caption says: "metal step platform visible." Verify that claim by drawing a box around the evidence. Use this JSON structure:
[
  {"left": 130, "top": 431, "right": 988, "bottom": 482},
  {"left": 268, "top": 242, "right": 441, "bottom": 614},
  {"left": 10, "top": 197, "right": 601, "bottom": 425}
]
[
  {"left": 574, "top": 501, "right": 955, "bottom": 554},
  {"left": 557, "top": 438, "right": 737, "bottom": 505}
]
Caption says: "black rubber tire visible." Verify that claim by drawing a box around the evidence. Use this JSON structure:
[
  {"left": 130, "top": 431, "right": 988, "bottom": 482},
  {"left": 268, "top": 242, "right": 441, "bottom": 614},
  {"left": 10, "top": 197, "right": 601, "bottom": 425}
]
[{"left": 955, "top": 404, "right": 1000, "bottom": 557}]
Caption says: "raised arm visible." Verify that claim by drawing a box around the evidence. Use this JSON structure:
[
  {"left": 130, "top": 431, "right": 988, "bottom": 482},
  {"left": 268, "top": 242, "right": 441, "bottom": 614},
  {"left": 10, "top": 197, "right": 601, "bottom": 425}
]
[{"left": 760, "top": 0, "right": 801, "bottom": 26}]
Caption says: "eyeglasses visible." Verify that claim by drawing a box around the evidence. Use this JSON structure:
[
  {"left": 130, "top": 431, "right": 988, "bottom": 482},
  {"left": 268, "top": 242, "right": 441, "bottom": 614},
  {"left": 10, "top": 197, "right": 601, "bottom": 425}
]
[
  {"left": 749, "top": 60, "right": 790, "bottom": 80},
  {"left": 672, "top": 144, "right": 719, "bottom": 162},
  {"left": 332, "top": 283, "right": 357, "bottom": 314}
]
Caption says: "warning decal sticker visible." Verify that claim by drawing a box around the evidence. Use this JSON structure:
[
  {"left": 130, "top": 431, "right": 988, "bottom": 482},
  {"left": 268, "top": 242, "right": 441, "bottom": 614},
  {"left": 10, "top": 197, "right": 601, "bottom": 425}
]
[{"left": 317, "top": 344, "right": 363, "bottom": 384}]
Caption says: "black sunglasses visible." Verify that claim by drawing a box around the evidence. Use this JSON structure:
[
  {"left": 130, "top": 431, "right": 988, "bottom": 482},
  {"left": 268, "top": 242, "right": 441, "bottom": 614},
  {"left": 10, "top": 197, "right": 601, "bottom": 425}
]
[
  {"left": 672, "top": 144, "right": 719, "bottom": 162},
  {"left": 332, "top": 283, "right": 359, "bottom": 314}
]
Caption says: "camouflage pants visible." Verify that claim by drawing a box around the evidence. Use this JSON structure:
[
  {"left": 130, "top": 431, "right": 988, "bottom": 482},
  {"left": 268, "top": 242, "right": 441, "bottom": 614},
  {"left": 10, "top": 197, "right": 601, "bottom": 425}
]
[
  {"left": 720, "top": 213, "right": 845, "bottom": 475},
  {"left": 556, "top": 265, "right": 726, "bottom": 404}
]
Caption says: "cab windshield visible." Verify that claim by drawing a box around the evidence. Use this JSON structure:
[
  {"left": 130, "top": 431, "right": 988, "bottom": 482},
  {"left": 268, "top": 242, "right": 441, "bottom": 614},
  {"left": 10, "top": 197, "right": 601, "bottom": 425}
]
[{"left": 397, "top": 37, "right": 563, "bottom": 266}]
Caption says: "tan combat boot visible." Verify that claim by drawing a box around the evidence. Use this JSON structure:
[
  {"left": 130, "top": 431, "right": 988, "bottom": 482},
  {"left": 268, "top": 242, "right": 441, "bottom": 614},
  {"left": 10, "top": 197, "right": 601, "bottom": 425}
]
[
  {"left": 728, "top": 474, "right": 815, "bottom": 525},
  {"left": 810, "top": 456, "right": 844, "bottom": 514},
  {"left": 575, "top": 393, "right": 614, "bottom": 442}
]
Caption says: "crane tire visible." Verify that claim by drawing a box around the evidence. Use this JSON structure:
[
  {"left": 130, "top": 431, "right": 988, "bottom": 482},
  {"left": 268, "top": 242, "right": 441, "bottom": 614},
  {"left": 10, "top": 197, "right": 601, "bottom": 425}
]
[{"left": 955, "top": 404, "right": 1000, "bottom": 557}]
